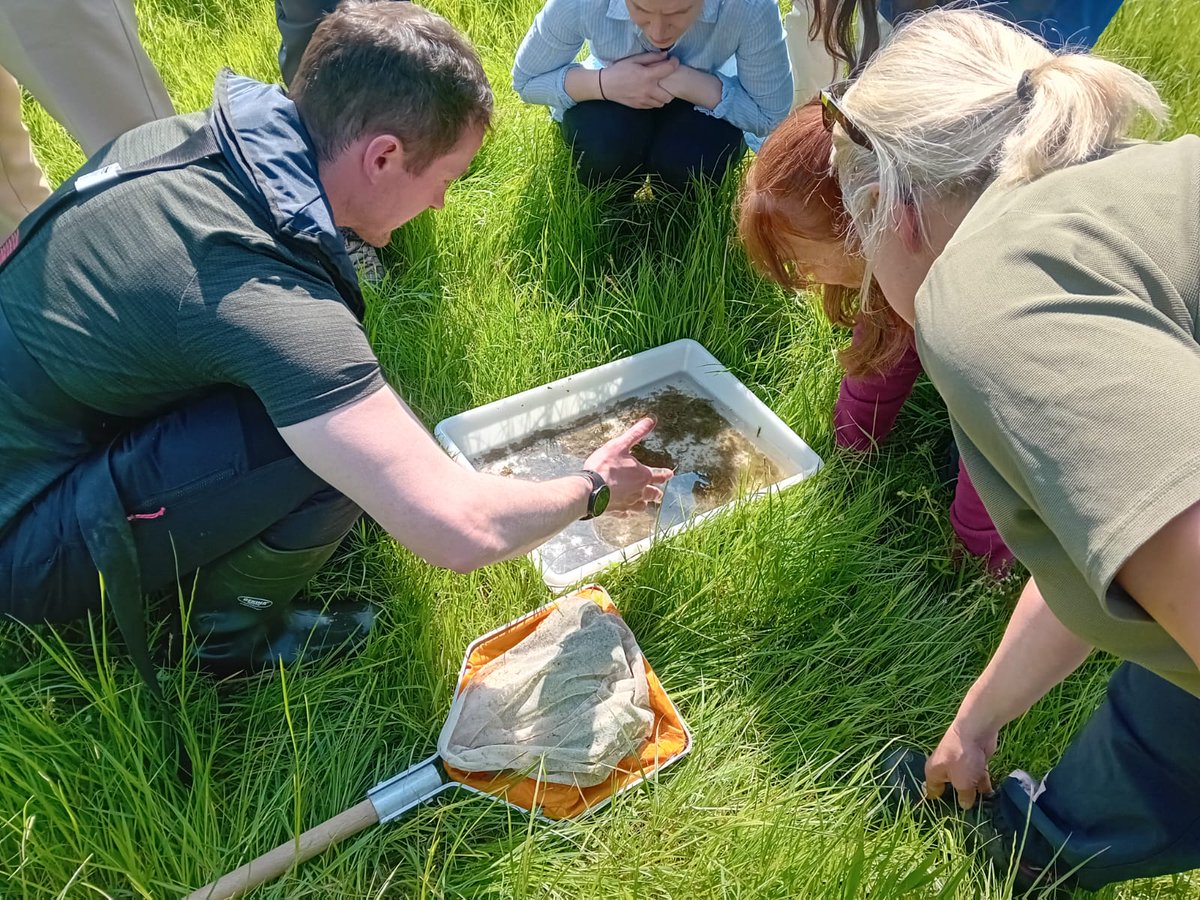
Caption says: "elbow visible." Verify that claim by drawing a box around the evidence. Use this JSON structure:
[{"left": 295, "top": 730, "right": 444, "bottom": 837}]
[
  {"left": 755, "top": 106, "right": 789, "bottom": 139},
  {"left": 764, "top": 96, "right": 792, "bottom": 132},
  {"left": 424, "top": 522, "right": 508, "bottom": 574},
  {"left": 511, "top": 67, "right": 533, "bottom": 100},
  {"left": 749, "top": 82, "right": 795, "bottom": 137},
  {"left": 425, "top": 541, "right": 492, "bottom": 574},
  {"left": 442, "top": 543, "right": 496, "bottom": 574},
  {"left": 442, "top": 553, "right": 484, "bottom": 575}
]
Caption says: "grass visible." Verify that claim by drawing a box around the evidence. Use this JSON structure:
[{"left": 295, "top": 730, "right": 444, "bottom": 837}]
[{"left": 1, "top": 0, "right": 1197, "bottom": 897}]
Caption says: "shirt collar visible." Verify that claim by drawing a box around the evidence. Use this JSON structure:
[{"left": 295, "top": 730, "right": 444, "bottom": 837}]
[{"left": 606, "top": 0, "right": 722, "bottom": 26}]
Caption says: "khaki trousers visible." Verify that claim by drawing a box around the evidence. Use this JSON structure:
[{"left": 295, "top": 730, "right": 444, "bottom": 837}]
[{"left": 0, "top": 0, "right": 173, "bottom": 237}]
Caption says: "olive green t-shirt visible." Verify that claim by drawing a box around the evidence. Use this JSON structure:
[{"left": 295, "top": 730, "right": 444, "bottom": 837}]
[{"left": 916, "top": 136, "right": 1200, "bottom": 697}]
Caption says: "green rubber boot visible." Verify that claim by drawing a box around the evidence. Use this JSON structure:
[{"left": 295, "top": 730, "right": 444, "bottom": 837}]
[{"left": 185, "top": 537, "right": 374, "bottom": 677}]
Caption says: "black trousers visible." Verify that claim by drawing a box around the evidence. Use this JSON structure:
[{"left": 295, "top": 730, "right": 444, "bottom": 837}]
[
  {"left": 0, "top": 389, "right": 360, "bottom": 624},
  {"left": 998, "top": 662, "right": 1200, "bottom": 888},
  {"left": 276, "top": 0, "right": 410, "bottom": 85},
  {"left": 560, "top": 98, "right": 746, "bottom": 192}
]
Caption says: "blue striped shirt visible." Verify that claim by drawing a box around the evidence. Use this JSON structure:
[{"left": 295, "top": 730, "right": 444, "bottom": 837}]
[{"left": 512, "top": 0, "right": 792, "bottom": 147}]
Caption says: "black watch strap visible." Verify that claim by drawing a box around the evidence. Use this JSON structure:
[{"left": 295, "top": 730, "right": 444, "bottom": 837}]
[{"left": 579, "top": 469, "right": 610, "bottom": 520}]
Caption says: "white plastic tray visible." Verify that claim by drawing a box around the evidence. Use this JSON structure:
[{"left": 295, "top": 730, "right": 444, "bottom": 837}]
[{"left": 434, "top": 339, "right": 822, "bottom": 590}]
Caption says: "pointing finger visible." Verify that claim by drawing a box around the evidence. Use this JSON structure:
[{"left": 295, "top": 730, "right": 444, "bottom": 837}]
[
  {"left": 613, "top": 416, "right": 657, "bottom": 451},
  {"left": 648, "top": 466, "right": 674, "bottom": 484}
]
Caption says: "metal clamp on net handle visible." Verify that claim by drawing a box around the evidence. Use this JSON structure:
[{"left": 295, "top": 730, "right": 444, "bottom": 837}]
[{"left": 367, "top": 754, "right": 453, "bottom": 823}]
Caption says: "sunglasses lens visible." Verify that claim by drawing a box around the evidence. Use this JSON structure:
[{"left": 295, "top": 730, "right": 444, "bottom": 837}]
[
  {"left": 820, "top": 83, "right": 871, "bottom": 152},
  {"left": 820, "top": 97, "right": 835, "bottom": 132}
]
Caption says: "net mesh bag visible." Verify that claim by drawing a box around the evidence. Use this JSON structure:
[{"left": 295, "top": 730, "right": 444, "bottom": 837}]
[{"left": 436, "top": 594, "right": 655, "bottom": 787}]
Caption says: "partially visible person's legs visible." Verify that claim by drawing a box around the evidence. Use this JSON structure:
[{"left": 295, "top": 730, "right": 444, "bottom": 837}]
[
  {"left": 276, "top": 0, "right": 412, "bottom": 86},
  {"left": 276, "top": 0, "right": 340, "bottom": 86},
  {"left": 833, "top": 322, "right": 923, "bottom": 451},
  {"left": 949, "top": 456, "right": 1012, "bottom": 574},
  {"left": 0, "top": 389, "right": 368, "bottom": 674},
  {"left": 0, "top": 0, "right": 173, "bottom": 157},
  {"left": 645, "top": 98, "right": 746, "bottom": 191},
  {"left": 0, "top": 65, "right": 48, "bottom": 237},
  {"left": 560, "top": 99, "right": 656, "bottom": 187},
  {"left": 992, "top": 662, "right": 1200, "bottom": 891},
  {"left": 878, "top": 1, "right": 1123, "bottom": 49},
  {"left": 831, "top": 321, "right": 1009, "bottom": 570},
  {"left": 971, "top": 0, "right": 1125, "bottom": 49}
]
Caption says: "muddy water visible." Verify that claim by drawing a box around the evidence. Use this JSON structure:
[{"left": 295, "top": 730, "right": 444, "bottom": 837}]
[{"left": 475, "top": 378, "right": 786, "bottom": 575}]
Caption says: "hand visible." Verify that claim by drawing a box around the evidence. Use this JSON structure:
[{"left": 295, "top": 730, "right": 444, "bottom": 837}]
[
  {"left": 924, "top": 719, "right": 998, "bottom": 810},
  {"left": 656, "top": 65, "right": 686, "bottom": 99},
  {"left": 657, "top": 64, "right": 724, "bottom": 111},
  {"left": 583, "top": 417, "right": 673, "bottom": 513},
  {"left": 601, "top": 52, "right": 679, "bottom": 109}
]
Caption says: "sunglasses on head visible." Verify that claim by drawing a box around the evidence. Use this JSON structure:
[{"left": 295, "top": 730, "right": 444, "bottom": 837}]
[{"left": 819, "top": 81, "right": 873, "bottom": 152}]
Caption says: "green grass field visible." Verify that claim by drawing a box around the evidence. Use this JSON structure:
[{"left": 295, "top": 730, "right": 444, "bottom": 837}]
[{"left": 2, "top": 0, "right": 1199, "bottom": 897}]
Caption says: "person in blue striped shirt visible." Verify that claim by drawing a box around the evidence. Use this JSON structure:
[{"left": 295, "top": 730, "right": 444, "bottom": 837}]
[{"left": 513, "top": 0, "right": 792, "bottom": 192}]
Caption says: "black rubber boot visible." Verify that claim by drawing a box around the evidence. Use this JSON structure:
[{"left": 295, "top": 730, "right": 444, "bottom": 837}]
[
  {"left": 185, "top": 537, "right": 374, "bottom": 677},
  {"left": 874, "top": 747, "right": 1071, "bottom": 897}
]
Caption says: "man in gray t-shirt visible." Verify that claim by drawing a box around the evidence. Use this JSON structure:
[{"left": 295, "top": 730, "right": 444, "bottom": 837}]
[{"left": 0, "top": 2, "right": 671, "bottom": 679}]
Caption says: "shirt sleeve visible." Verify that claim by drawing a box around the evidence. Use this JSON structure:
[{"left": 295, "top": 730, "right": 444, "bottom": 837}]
[
  {"left": 512, "top": 0, "right": 589, "bottom": 110},
  {"left": 701, "top": 0, "right": 793, "bottom": 137},
  {"left": 919, "top": 212, "right": 1200, "bottom": 603},
  {"left": 178, "top": 242, "right": 387, "bottom": 427}
]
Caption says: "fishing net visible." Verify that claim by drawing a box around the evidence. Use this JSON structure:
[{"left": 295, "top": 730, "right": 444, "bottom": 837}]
[{"left": 437, "top": 594, "right": 655, "bottom": 787}]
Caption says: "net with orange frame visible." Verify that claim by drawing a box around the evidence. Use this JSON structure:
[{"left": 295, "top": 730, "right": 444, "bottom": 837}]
[{"left": 441, "top": 585, "right": 689, "bottom": 820}]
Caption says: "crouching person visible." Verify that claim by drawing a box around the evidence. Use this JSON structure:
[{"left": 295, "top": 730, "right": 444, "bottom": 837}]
[
  {"left": 512, "top": 0, "right": 793, "bottom": 192},
  {"left": 0, "top": 1, "right": 670, "bottom": 679}
]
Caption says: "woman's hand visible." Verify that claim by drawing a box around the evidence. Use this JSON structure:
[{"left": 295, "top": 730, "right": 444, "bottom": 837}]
[
  {"left": 921, "top": 580, "right": 1092, "bottom": 810},
  {"left": 600, "top": 52, "right": 678, "bottom": 108},
  {"left": 584, "top": 417, "right": 673, "bottom": 512},
  {"left": 924, "top": 718, "right": 998, "bottom": 809}
]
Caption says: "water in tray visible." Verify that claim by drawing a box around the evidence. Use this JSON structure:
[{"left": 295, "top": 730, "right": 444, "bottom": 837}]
[{"left": 475, "top": 377, "right": 785, "bottom": 574}]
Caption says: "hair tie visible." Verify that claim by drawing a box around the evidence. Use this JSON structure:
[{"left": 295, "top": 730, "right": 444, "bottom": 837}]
[{"left": 1017, "top": 69, "right": 1036, "bottom": 106}]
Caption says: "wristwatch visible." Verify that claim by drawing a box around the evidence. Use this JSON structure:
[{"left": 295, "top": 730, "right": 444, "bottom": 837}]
[{"left": 578, "top": 469, "right": 611, "bottom": 520}]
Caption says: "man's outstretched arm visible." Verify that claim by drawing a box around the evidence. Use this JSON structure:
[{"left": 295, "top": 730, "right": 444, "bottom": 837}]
[{"left": 280, "top": 384, "right": 671, "bottom": 572}]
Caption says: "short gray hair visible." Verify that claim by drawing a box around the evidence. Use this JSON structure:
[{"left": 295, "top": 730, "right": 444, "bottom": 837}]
[{"left": 832, "top": 8, "right": 1165, "bottom": 257}]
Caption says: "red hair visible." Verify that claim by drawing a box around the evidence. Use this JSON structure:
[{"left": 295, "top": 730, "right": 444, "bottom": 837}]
[{"left": 737, "top": 101, "right": 912, "bottom": 377}]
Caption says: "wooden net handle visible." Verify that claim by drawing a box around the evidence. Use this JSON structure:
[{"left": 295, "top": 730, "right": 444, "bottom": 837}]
[{"left": 185, "top": 798, "right": 379, "bottom": 900}]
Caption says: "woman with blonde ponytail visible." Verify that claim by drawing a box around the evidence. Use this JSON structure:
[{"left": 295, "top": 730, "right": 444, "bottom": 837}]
[
  {"left": 742, "top": 1, "right": 1125, "bottom": 575},
  {"left": 831, "top": 8, "right": 1200, "bottom": 893}
]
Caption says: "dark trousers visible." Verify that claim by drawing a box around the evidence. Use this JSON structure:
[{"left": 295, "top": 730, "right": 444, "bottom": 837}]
[
  {"left": 998, "top": 662, "right": 1200, "bottom": 889},
  {"left": 0, "top": 389, "right": 360, "bottom": 624},
  {"left": 276, "top": 0, "right": 409, "bottom": 85},
  {"left": 879, "top": 1, "right": 1123, "bottom": 50},
  {"left": 560, "top": 98, "right": 746, "bottom": 192}
]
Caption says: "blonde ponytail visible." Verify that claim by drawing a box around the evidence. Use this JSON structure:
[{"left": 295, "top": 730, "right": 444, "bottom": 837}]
[
  {"left": 831, "top": 8, "right": 1166, "bottom": 256},
  {"left": 997, "top": 53, "right": 1165, "bottom": 185}
]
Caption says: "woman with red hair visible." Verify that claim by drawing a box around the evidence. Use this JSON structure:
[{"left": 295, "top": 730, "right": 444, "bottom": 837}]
[{"left": 738, "top": 100, "right": 1010, "bottom": 571}]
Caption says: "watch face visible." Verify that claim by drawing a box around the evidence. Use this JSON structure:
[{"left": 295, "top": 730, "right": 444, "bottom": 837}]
[{"left": 593, "top": 484, "right": 611, "bottom": 518}]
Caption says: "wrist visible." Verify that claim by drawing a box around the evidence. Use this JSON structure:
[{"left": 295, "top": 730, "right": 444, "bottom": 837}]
[
  {"left": 597, "top": 67, "right": 608, "bottom": 102},
  {"left": 953, "top": 685, "right": 1008, "bottom": 739},
  {"left": 575, "top": 469, "right": 610, "bottom": 520}
]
